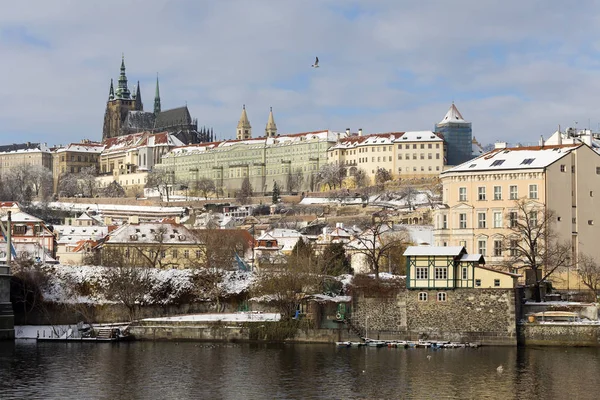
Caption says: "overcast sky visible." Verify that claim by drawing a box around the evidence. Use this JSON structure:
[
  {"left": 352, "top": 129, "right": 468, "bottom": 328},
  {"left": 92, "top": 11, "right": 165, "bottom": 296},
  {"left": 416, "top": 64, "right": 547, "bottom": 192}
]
[{"left": 1, "top": 0, "right": 599, "bottom": 146}]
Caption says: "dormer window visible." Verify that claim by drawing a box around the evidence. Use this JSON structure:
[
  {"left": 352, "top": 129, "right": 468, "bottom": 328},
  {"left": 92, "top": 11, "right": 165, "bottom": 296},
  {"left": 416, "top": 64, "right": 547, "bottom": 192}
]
[
  {"left": 468, "top": 164, "right": 476, "bottom": 168},
  {"left": 490, "top": 160, "right": 505, "bottom": 166},
  {"left": 521, "top": 158, "right": 535, "bottom": 165}
]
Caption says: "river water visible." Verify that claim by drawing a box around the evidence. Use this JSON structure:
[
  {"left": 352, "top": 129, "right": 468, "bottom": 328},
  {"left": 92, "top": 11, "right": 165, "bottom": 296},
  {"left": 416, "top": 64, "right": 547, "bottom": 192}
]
[{"left": 0, "top": 341, "right": 599, "bottom": 399}]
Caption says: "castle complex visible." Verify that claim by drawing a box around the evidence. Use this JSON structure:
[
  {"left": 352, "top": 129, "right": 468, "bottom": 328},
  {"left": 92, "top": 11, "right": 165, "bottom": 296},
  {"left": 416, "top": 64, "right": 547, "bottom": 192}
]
[{"left": 101, "top": 56, "right": 213, "bottom": 145}]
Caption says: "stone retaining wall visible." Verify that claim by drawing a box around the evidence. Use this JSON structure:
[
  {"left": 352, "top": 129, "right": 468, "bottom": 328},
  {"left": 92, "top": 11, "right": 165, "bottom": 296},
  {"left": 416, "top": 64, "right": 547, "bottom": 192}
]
[{"left": 522, "top": 323, "right": 600, "bottom": 346}]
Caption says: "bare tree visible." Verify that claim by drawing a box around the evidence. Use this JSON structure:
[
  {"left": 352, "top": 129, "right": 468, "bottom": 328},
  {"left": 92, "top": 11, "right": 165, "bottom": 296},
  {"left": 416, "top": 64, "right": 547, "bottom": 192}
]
[
  {"left": 10, "top": 256, "right": 50, "bottom": 323},
  {"left": 317, "top": 163, "right": 346, "bottom": 190},
  {"left": 353, "top": 168, "right": 368, "bottom": 189},
  {"left": 399, "top": 185, "right": 418, "bottom": 211},
  {"left": 503, "top": 200, "right": 573, "bottom": 302},
  {"left": 424, "top": 178, "right": 442, "bottom": 209},
  {"left": 29, "top": 165, "right": 53, "bottom": 200},
  {"left": 57, "top": 172, "right": 79, "bottom": 198},
  {"left": 286, "top": 168, "right": 304, "bottom": 193},
  {"left": 577, "top": 253, "right": 600, "bottom": 299},
  {"left": 375, "top": 167, "right": 392, "bottom": 189},
  {"left": 146, "top": 168, "right": 173, "bottom": 202},
  {"left": 346, "top": 216, "right": 410, "bottom": 279},
  {"left": 236, "top": 177, "right": 253, "bottom": 204},
  {"left": 102, "top": 181, "right": 126, "bottom": 198},
  {"left": 78, "top": 166, "right": 100, "bottom": 198},
  {"left": 102, "top": 257, "right": 152, "bottom": 321},
  {"left": 191, "top": 228, "right": 251, "bottom": 271},
  {"left": 194, "top": 177, "right": 216, "bottom": 200}
]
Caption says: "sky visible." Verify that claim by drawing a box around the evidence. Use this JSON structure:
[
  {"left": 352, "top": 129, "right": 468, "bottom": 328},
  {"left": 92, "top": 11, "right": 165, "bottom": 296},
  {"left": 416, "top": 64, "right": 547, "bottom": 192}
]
[{"left": 1, "top": 0, "right": 600, "bottom": 147}]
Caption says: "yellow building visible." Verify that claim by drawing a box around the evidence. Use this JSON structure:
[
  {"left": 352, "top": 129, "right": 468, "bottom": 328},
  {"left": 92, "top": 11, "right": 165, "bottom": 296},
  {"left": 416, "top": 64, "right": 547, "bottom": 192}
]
[
  {"left": 433, "top": 142, "right": 600, "bottom": 290},
  {"left": 327, "top": 131, "right": 445, "bottom": 183},
  {"left": 0, "top": 142, "right": 52, "bottom": 177},
  {"left": 404, "top": 245, "right": 519, "bottom": 290},
  {"left": 101, "top": 221, "right": 199, "bottom": 269},
  {"left": 52, "top": 141, "right": 104, "bottom": 194}
]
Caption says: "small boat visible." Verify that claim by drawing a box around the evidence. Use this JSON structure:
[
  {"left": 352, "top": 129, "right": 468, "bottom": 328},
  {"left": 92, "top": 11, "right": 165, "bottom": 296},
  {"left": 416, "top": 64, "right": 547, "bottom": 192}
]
[
  {"left": 416, "top": 341, "right": 431, "bottom": 348},
  {"left": 365, "top": 339, "right": 386, "bottom": 347},
  {"left": 336, "top": 341, "right": 352, "bottom": 347}
]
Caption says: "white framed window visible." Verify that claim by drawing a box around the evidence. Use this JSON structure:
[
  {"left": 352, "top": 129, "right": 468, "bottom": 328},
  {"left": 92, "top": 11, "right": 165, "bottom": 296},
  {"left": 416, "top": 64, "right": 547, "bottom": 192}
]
[
  {"left": 416, "top": 267, "right": 428, "bottom": 279},
  {"left": 459, "top": 187, "right": 467, "bottom": 202},
  {"left": 437, "top": 292, "right": 447, "bottom": 302},
  {"left": 459, "top": 213, "right": 467, "bottom": 229},
  {"left": 435, "top": 267, "right": 448, "bottom": 280},
  {"left": 462, "top": 267, "right": 468, "bottom": 280},
  {"left": 478, "top": 187, "right": 486, "bottom": 201},
  {"left": 494, "top": 240, "right": 502, "bottom": 256},
  {"left": 509, "top": 185, "right": 518, "bottom": 200},
  {"left": 493, "top": 212, "right": 503, "bottom": 228},
  {"left": 442, "top": 214, "right": 448, "bottom": 229},
  {"left": 478, "top": 239, "right": 487, "bottom": 256},
  {"left": 529, "top": 184, "right": 538, "bottom": 199},
  {"left": 478, "top": 212, "right": 487, "bottom": 228},
  {"left": 494, "top": 279, "right": 501, "bottom": 287},
  {"left": 418, "top": 292, "right": 428, "bottom": 301},
  {"left": 494, "top": 186, "right": 502, "bottom": 200}
]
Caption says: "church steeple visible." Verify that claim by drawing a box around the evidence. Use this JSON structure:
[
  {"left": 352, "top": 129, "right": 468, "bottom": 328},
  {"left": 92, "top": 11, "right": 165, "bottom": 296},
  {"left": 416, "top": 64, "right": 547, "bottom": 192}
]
[
  {"left": 134, "top": 80, "right": 143, "bottom": 110},
  {"left": 237, "top": 104, "right": 252, "bottom": 140},
  {"left": 108, "top": 79, "right": 115, "bottom": 101},
  {"left": 115, "top": 54, "right": 131, "bottom": 99},
  {"left": 265, "top": 107, "right": 277, "bottom": 137},
  {"left": 154, "top": 74, "right": 161, "bottom": 116}
]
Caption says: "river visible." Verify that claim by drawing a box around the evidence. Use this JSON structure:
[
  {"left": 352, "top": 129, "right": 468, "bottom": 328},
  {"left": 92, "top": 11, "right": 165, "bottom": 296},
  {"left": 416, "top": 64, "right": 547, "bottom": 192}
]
[{"left": 0, "top": 341, "right": 599, "bottom": 399}]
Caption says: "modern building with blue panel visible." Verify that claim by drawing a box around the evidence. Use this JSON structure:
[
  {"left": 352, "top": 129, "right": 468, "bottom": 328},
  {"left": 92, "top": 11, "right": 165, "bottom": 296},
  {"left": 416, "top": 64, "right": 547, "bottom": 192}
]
[{"left": 435, "top": 103, "right": 472, "bottom": 166}]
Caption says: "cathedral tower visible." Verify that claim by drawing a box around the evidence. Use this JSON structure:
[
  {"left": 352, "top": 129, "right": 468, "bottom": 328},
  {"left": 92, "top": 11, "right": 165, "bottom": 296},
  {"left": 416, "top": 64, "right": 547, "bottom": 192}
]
[
  {"left": 102, "top": 55, "right": 143, "bottom": 141},
  {"left": 237, "top": 105, "right": 252, "bottom": 140},
  {"left": 154, "top": 74, "right": 161, "bottom": 116},
  {"left": 265, "top": 107, "right": 277, "bottom": 137}
]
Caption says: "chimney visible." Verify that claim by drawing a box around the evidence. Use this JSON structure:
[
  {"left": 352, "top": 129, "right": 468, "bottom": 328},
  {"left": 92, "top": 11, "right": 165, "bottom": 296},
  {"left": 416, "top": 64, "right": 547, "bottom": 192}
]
[
  {"left": 494, "top": 142, "right": 507, "bottom": 149},
  {"left": 346, "top": 128, "right": 350, "bottom": 136},
  {"left": 358, "top": 128, "right": 363, "bottom": 137},
  {"left": 557, "top": 129, "right": 562, "bottom": 145},
  {"left": 539, "top": 136, "right": 544, "bottom": 147},
  {"left": 323, "top": 227, "right": 327, "bottom": 236},
  {"left": 336, "top": 132, "right": 340, "bottom": 143}
]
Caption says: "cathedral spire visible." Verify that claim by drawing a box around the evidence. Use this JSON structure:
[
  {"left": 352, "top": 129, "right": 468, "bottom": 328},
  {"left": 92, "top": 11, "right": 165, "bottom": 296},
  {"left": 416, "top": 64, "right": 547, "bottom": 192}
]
[
  {"left": 154, "top": 73, "right": 161, "bottom": 116},
  {"left": 134, "top": 80, "right": 143, "bottom": 110},
  {"left": 237, "top": 104, "right": 252, "bottom": 140},
  {"left": 115, "top": 54, "right": 131, "bottom": 99},
  {"left": 108, "top": 79, "right": 115, "bottom": 101},
  {"left": 265, "top": 106, "right": 277, "bottom": 137}
]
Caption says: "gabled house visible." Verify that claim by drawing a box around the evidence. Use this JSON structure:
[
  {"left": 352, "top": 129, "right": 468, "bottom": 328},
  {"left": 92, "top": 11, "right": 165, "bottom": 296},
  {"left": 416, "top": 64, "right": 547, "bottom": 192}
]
[
  {"left": 101, "top": 221, "right": 198, "bottom": 269},
  {"left": 0, "top": 211, "right": 55, "bottom": 262},
  {"left": 404, "top": 246, "right": 519, "bottom": 289},
  {"left": 54, "top": 216, "right": 109, "bottom": 265}
]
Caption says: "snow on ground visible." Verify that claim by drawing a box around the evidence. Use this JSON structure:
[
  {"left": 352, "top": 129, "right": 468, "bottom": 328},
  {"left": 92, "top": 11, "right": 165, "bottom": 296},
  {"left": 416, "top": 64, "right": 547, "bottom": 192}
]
[
  {"left": 299, "top": 197, "right": 363, "bottom": 205},
  {"left": 143, "top": 312, "right": 281, "bottom": 322},
  {"left": 39, "top": 264, "right": 257, "bottom": 305}
]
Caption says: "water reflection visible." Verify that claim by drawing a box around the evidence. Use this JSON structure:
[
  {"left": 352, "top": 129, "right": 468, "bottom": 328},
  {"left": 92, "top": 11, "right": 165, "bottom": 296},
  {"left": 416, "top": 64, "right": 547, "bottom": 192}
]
[{"left": 0, "top": 341, "right": 599, "bottom": 399}]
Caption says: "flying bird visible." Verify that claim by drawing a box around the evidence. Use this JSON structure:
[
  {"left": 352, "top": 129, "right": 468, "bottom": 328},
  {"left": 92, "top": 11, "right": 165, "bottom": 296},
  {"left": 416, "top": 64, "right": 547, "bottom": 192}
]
[{"left": 312, "top": 56, "right": 319, "bottom": 68}]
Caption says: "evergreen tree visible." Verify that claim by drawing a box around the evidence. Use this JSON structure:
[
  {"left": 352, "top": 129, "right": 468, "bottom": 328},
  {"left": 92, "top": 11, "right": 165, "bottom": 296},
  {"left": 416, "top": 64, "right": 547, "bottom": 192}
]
[{"left": 272, "top": 181, "right": 281, "bottom": 204}]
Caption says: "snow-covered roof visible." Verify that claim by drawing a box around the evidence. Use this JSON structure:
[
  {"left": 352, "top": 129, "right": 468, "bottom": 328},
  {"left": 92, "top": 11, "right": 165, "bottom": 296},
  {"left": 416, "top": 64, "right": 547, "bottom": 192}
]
[
  {"left": 442, "top": 144, "right": 580, "bottom": 174},
  {"left": 403, "top": 246, "right": 465, "bottom": 257},
  {"left": 55, "top": 142, "right": 104, "bottom": 154},
  {"left": 460, "top": 254, "right": 485, "bottom": 263},
  {"left": 106, "top": 222, "right": 196, "bottom": 244},
  {"left": 54, "top": 225, "right": 108, "bottom": 244},
  {"left": 330, "top": 131, "right": 442, "bottom": 151},
  {"left": 0, "top": 211, "right": 43, "bottom": 223},
  {"left": 438, "top": 103, "right": 467, "bottom": 125}
]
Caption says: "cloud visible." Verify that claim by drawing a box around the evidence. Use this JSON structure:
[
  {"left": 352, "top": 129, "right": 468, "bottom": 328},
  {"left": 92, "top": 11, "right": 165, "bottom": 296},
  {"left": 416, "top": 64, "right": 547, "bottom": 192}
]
[{"left": 1, "top": 0, "right": 600, "bottom": 147}]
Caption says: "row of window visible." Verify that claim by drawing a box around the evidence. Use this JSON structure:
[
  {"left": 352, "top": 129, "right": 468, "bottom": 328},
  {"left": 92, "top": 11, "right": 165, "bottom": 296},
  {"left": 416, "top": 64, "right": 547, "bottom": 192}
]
[
  {"left": 459, "top": 185, "right": 538, "bottom": 202},
  {"left": 441, "top": 210, "right": 534, "bottom": 230},
  {"left": 124, "top": 249, "right": 200, "bottom": 259},
  {"left": 399, "top": 153, "right": 440, "bottom": 160},
  {"left": 418, "top": 292, "right": 446, "bottom": 302}
]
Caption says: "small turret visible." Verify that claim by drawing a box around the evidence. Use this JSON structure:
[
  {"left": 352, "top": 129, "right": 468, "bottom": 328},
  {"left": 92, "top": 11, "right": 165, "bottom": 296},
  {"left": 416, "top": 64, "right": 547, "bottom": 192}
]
[
  {"left": 265, "top": 107, "right": 277, "bottom": 137},
  {"left": 237, "top": 105, "right": 252, "bottom": 140},
  {"left": 134, "top": 80, "right": 143, "bottom": 110}
]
